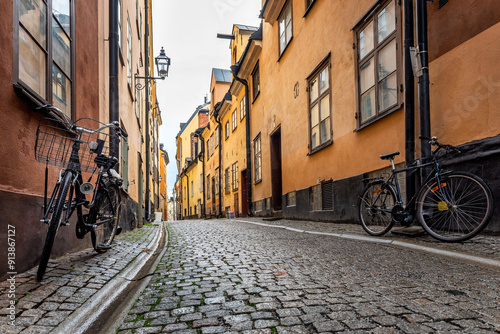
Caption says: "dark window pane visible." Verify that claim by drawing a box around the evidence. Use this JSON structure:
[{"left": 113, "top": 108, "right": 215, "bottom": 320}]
[{"left": 52, "top": 18, "right": 71, "bottom": 75}]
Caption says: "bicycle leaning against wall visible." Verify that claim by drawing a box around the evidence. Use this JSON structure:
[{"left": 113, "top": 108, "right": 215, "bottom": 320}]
[
  {"left": 34, "top": 105, "right": 128, "bottom": 281},
  {"left": 357, "top": 136, "right": 494, "bottom": 242}
]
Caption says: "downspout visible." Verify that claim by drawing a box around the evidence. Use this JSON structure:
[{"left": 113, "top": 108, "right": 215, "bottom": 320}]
[
  {"left": 144, "top": 0, "right": 151, "bottom": 221},
  {"left": 109, "top": 0, "right": 119, "bottom": 157},
  {"left": 214, "top": 107, "right": 223, "bottom": 217},
  {"left": 231, "top": 64, "right": 252, "bottom": 216},
  {"left": 404, "top": 0, "right": 416, "bottom": 205},
  {"left": 416, "top": 0, "right": 432, "bottom": 176},
  {"left": 199, "top": 135, "right": 206, "bottom": 218}
]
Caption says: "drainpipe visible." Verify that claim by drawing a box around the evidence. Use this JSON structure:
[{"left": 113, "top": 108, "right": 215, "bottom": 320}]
[
  {"left": 416, "top": 0, "right": 432, "bottom": 177},
  {"left": 231, "top": 64, "right": 252, "bottom": 216},
  {"left": 404, "top": 0, "right": 416, "bottom": 205},
  {"left": 144, "top": 0, "right": 151, "bottom": 221},
  {"left": 109, "top": 0, "right": 119, "bottom": 157},
  {"left": 214, "top": 106, "right": 223, "bottom": 217}
]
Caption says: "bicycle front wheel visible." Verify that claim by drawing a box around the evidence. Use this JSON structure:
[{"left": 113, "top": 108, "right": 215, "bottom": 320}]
[
  {"left": 358, "top": 182, "right": 397, "bottom": 236},
  {"left": 37, "top": 171, "right": 73, "bottom": 281},
  {"left": 91, "top": 183, "right": 121, "bottom": 253},
  {"left": 417, "top": 172, "right": 494, "bottom": 242}
]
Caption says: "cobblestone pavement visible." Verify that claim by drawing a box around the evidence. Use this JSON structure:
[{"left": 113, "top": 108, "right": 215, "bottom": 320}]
[
  {"left": 118, "top": 219, "right": 500, "bottom": 334},
  {"left": 237, "top": 218, "right": 500, "bottom": 261},
  {"left": 0, "top": 224, "right": 160, "bottom": 334}
]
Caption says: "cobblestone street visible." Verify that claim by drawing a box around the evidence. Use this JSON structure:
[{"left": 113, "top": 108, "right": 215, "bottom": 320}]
[
  {"left": 0, "top": 224, "right": 162, "bottom": 334},
  {"left": 118, "top": 220, "right": 500, "bottom": 334}
]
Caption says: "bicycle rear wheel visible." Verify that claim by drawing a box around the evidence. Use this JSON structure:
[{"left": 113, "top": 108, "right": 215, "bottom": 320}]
[
  {"left": 91, "top": 183, "right": 121, "bottom": 253},
  {"left": 37, "top": 171, "right": 73, "bottom": 281},
  {"left": 417, "top": 172, "right": 494, "bottom": 242},
  {"left": 358, "top": 182, "right": 397, "bottom": 236}
]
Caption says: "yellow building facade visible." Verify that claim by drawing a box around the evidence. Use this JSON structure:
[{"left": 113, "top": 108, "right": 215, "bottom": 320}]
[{"left": 176, "top": 103, "right": 210, "bottom": 219}]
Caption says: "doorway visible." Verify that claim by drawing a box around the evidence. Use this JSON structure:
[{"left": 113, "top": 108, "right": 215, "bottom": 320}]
[{"left": 270, "top": 127, "right": 283, "bottom": 211}]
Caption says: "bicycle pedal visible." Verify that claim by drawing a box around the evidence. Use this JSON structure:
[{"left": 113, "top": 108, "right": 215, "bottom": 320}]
[
  {"left": 116, "top": 226, "right": 123, "bottom": 236},
  {"left": 40, "top": 219, "right": 49, "bottom": 225}
]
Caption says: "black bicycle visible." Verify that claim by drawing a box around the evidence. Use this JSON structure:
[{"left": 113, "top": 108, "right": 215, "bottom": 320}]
[
  {"left": 358, "top": 136, "right": 494, "bottom": 242},
  {"left": 34, "top": 105, "right": 128, "bottom": 280}
]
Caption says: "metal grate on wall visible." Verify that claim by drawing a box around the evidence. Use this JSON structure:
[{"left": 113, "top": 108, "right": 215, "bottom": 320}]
[
  {"left": 322, "top": 180, "right": 334, "bottom": 211},
  {"left": 438, "top": 0, "right": 449, "bottom": 9}
]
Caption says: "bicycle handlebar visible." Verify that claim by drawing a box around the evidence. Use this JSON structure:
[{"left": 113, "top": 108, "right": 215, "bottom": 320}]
[
  {"left": 36, "top": 104, "right": 128, "bottom": 139},
  {"left": 419, "top": 136, "right": 461, "bottom": 155}
]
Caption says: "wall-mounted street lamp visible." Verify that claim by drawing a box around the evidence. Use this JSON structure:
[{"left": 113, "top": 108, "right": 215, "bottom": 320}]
[{"left": 135, "top": 47, "right": 171, "bottom": 91}]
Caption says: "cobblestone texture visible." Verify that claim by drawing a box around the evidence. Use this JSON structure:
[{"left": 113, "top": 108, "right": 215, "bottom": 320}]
[
  {"left": 118, "top": 220, "right": 500, "bottom": 333},
  {"left": 0, "top": 224, "right": 160, "bottom": 333}
]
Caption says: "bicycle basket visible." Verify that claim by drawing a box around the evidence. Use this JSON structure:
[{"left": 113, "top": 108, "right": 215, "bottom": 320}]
[{"left": 35, "top": 118, "right": 118, "bottom": 173}]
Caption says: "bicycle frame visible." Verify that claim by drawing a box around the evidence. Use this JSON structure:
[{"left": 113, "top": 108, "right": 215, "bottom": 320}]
[{"left": 377, "top": 153, "right": 453, "bottom": 215}]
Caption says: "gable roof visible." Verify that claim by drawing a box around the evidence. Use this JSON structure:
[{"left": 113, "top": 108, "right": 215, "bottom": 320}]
[{"left": 177, "top": 102, "right": 210, "bottom": 137}]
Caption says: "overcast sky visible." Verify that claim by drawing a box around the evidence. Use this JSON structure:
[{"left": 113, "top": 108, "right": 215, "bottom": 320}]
[{"left": 152, "top": 0, "right": 262, "bottom": 198}]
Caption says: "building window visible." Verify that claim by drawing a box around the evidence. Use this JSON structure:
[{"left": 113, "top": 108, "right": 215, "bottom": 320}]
[
  {"left": 184, "top": 187, "right": 186, "bottom": 199},
  {"left": 225, "top": 121, "right": 230, "bottom": 140},
  {"left": 215, "top": 168, "right": 219, "bottom": 195},
  {"left": 207, "top": 175, "right": 211, "bottom": 199},
  {"left": 215, "top": 126, "right": 219, "bottom": 148},
  {"left": 206, "top": 139, "right": 210, "bottom": 159},
  {"left": 118, "top": 0, "right": 123, "bottom": 52},
  {"left": 252, "top": 62, "right": 260, "bottom": 101},
  {"left": 127, "top": 15, "right": 132, "bottom": 88},
  {"left": 254, "top": 135, "right": 262, "bottom": 183},
  {"left": 191, "top": 181, "right": 194, "bottom": 197},
  {"left": 308, "top": 55, "right": 332, "bottom": 152},
  {"left": 287, "top": 191, "right": 296, "bottom": 207},
  {"left": 232, "top": 162, "right": 238, "bottom": 191},
  {"left": 120, "top": 127, "right": 129, "bottom": 190},
  {"left": 240, "top": 95, "right": 246, "bottom": 120},
  {"left": 210, "top": 133, "right": 214, "bottom": 156},
  {"left": 15, "top": 0, "right": 75, "bottom": 118},
  {"left": 200, "top": 173, "right": 203, "bottom": 193},
  {"left": 232, "top": 110, "right": 237, "bottom": 131},
  {"left": 355, "top": 0, "right": 401, "bottom": 127},
  {"left": 278, "top": 0, "right": 293, "bottom": 56},
  {"left": 225, "top": 168, "right": 230, "bottom": 194}
]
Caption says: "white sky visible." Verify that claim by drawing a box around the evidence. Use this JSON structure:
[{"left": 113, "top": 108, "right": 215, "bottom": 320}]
[{"left": 152, "top": 0, "right": 262, "bottom": 198}]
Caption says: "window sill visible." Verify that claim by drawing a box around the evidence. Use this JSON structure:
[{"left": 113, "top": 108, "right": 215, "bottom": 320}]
[
  {"left": 307, "top": 139, "right": 333, "bottom": 156},
  {"left": 303, "top": 1, "right": 317, "bottom": 18},
  {"left": 252, "top": 92, "right": 260, "bottom": 104},
  {"left": 255, "top": 179, "right": 262, "bottom": 185},
  {"left": 354, "top": 103, "right": 402, "bottom": 132}
]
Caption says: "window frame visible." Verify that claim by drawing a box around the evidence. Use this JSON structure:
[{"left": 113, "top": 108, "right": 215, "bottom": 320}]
[
  {"left": 278, "top": 0, "right": 293, "bottom": 57},
  {"left": 304, "top": 0, "right": 317, "bottom": 17},
  {"left": 252, "top": 62, "right": 260, "bottom": 102},
  {"left": 353, "top": 0, "right": 403, "bottom": 130},
  {"left": 231, "top": 110, "right": 237, "bottom": 131},
  {"left": 307, "top": 53, "right": 333, "bottom": 154},
  {"left": 225, "top": 168, "right": 230, "bottom": 194},
  {"left": 232, "top": 162, "right": 239, "bottom": 191},
  {"left": 254, "top": 134, "right": 262, "bottom": 184},
  {"left": 127, "top": 13, "right": 133, "bottom": 92},
  {"left": 207, "top": 174, "right": 211, "bottom": 199},
  {"left": 240, "top": 95, "right": 246, "bottom": 120},
  {"left": 14, "top": 0, "right": 76, "bottom": 119}
]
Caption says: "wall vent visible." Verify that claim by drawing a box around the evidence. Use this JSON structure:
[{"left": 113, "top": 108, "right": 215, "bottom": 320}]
[{"left": 322, "top": 180, "right": 334, "bottom": 211}]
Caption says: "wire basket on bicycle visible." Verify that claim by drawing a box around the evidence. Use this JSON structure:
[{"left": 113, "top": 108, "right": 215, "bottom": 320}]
[{"left": 35, "top": 117, "right": 119, "bottom": 173}]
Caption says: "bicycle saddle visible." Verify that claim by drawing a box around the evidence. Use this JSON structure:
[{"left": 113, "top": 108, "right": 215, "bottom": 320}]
[{"left": 379, "top": 152, "right": 400, "bottom": 160}]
